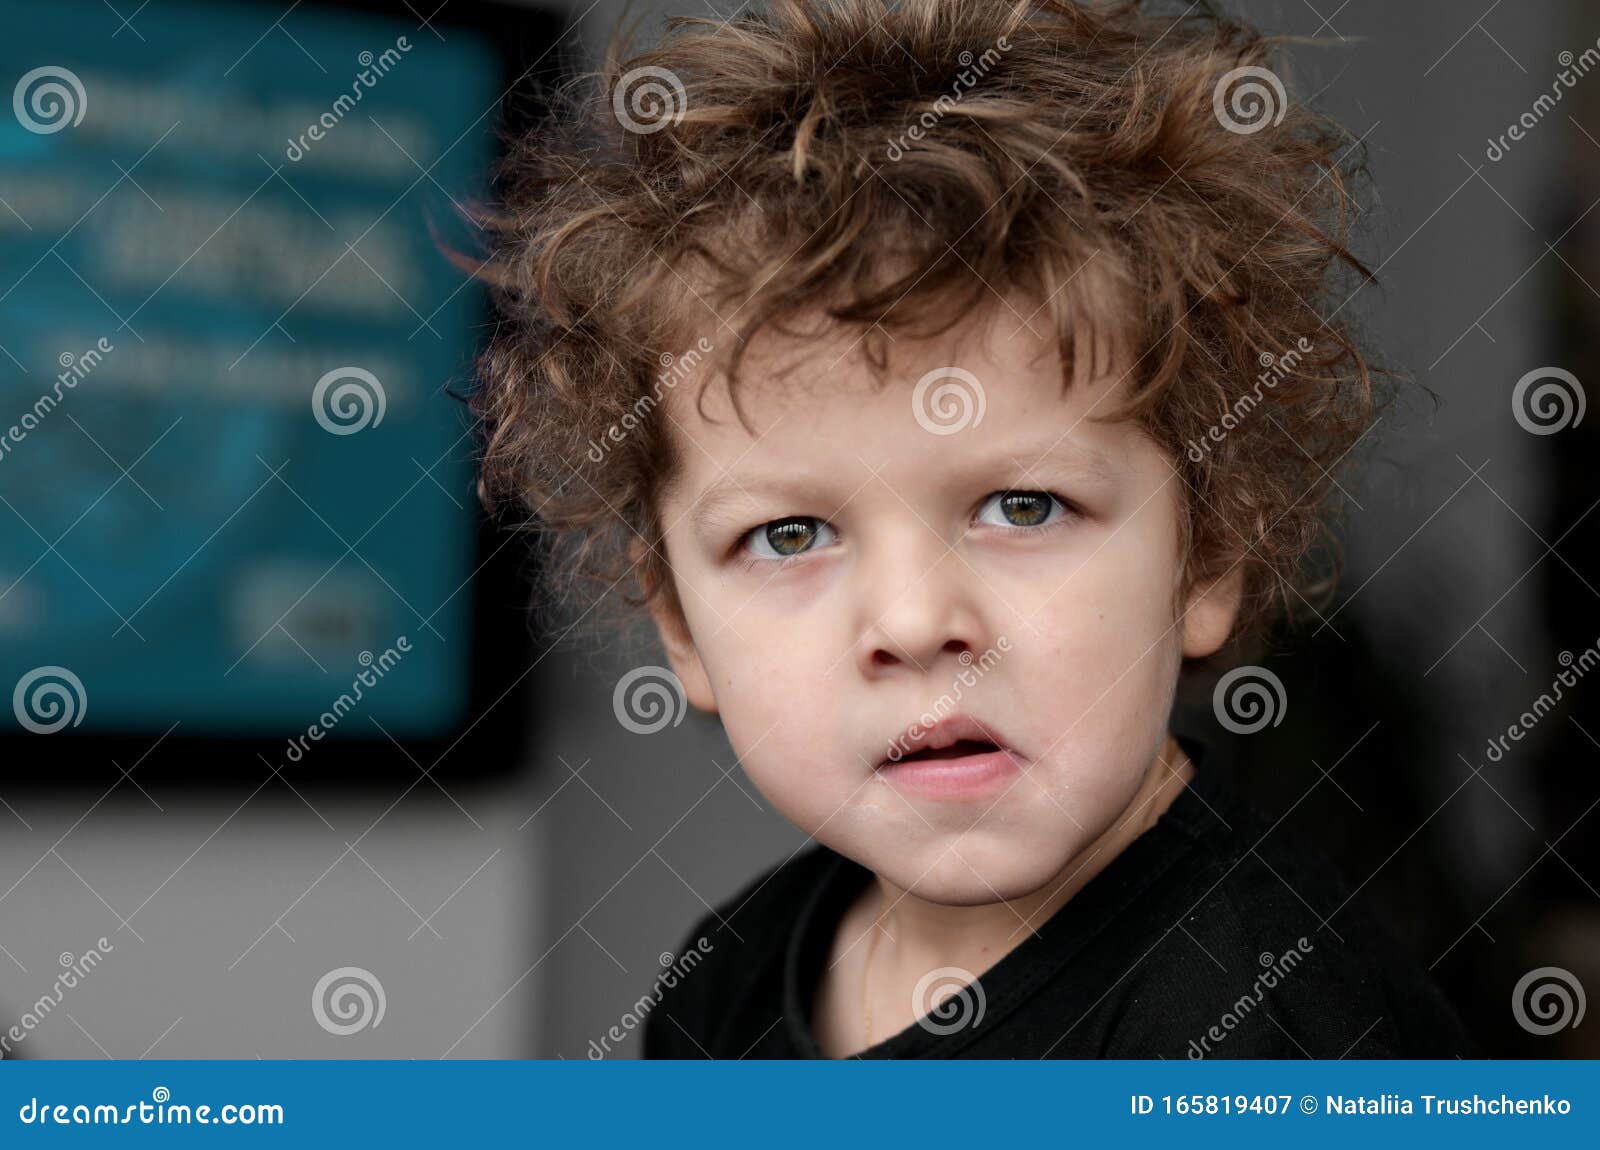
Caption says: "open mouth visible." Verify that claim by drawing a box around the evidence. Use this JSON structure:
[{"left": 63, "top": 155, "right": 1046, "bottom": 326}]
[
  {"left": 891, "top": 737, "right": 1001, "bottom": 764},
  {"left": 877, "top": 741, "right": 1019, "bottom": 801},
  {"left": 876, "top": 715, "right": 1022, "bottom": 800}
]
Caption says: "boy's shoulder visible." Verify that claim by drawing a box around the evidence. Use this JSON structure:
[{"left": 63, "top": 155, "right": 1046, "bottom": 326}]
[
  {"left": 641, "top": 768, "right": 1478, "bottom": 1059},
  {"left": 643, "top": 842, "right": 840, "bottom": 1058},
  {"left": 1101, "top": 774, "right": 1477, "bottom": 1058}
]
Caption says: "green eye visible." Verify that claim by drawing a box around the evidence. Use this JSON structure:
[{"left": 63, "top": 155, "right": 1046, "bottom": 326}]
[
  {"left": 746, "top": 517, "right": 836, "bottom": 559},
  {"left": 976, "top": 491, "right": 1065, "bottom": 529}
]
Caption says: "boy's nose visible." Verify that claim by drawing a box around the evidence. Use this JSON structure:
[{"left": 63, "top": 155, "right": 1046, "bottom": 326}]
[{"left": 854, "top": 544, "right": 989, "bottom": 678}]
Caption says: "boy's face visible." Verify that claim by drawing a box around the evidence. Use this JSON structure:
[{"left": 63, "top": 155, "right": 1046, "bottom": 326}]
[{"left": 649, "top": 302, "right": 1239, "bottom": 905}]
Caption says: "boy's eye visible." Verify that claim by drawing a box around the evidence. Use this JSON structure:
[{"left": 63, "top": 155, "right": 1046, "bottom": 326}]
[
  {"left": 976, "top": 490, "right": 1066, "bottom": 529},
  {"left": 744, "top": 516, "right": 836, "bottom": 559}
]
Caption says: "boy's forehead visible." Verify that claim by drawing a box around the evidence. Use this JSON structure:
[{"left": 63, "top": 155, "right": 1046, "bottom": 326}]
[{"left": 665, "top": 299, "right": 1130, "bottom": 440}]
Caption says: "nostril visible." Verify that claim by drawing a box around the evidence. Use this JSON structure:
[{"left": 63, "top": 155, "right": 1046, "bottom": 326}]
[{"left": 870, "top": 640, "right": 971, "bottom": 669}]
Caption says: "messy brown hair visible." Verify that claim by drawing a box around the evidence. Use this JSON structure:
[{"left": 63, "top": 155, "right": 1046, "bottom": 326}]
[{"left": 469, "top": 0, "right": 1381, "bottom": 647}]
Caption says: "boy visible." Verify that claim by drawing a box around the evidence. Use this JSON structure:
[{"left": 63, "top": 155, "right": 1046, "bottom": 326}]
[{"left": 470, "top": 0, "right": 1474, "bottom": 1057}]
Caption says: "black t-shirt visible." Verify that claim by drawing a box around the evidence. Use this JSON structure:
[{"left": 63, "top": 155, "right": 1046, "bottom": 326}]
[{"left": 643, "top": 737, "right": 1478, "bottom": 1059}]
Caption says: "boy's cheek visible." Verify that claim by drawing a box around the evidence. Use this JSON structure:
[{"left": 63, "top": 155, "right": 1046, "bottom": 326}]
[
  {"left": 704, "top": 645, "right": 841, "bottom": 747},
  {"left": 982, "top": 521, "right": 1178, "bottom": 623},
  {"left": 721, "top": 713, "right": 869, "bottom": 835},
  {"left": 1015, "top": 593, "right": 1176, "bottom": 687}
]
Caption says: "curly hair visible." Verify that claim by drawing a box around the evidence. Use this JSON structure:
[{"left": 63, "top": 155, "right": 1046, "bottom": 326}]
[{"left": 469, "top": 0, "right": 1382, "bottom": 648}]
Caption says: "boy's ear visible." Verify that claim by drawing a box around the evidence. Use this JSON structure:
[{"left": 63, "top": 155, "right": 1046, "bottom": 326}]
[
  {"left": 1180, "top": 566, "right": 1245, "bottom": 660},
  {"left": 632, "top": 539, "right": 718, "bottom": 714}
]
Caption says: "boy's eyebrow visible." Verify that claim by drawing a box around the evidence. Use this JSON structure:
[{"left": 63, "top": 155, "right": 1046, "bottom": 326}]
[
  {"left": 688, "top": 477, "right": 795, "bottom": 539},
  {"left": 1013, "top": 437, "right": 1124, "bottom": 484}
]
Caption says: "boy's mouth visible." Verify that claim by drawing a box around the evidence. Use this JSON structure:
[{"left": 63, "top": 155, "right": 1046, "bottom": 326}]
[
  {"left": 892, "top": 737, "right": 1001, "bottom": 763},
  {"left": 877, "top": 714, "right": 1023, "bottom": 801},
  {"left": 870, "top": 716, "right": 1017, "bottom": 806},
  {"left": 881, "top": 713, "right": 1016, "bottom": 765}
]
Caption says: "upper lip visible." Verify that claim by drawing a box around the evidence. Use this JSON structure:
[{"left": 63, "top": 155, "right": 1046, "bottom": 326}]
[{"left": 881, "top": 713, "right": 1016, "bottom": 766}]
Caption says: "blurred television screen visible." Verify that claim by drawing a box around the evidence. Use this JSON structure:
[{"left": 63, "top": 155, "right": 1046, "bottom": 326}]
[{"left": 0, "top": 0, "right": 544, "bottom": 753}]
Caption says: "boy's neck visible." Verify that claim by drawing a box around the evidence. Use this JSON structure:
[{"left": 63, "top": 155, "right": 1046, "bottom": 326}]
[{"left": 863, "top": 731, "right": 1193, "bottom": 981}]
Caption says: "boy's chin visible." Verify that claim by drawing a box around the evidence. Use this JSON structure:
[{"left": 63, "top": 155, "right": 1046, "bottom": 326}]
[{"left": 871, "top": 843, "right": 1091, "bottom": 908}]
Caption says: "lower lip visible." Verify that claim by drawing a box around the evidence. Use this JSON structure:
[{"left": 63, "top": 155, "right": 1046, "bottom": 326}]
[{"left": 876, "top": 749, "right": 1022, "bottom": 802}]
